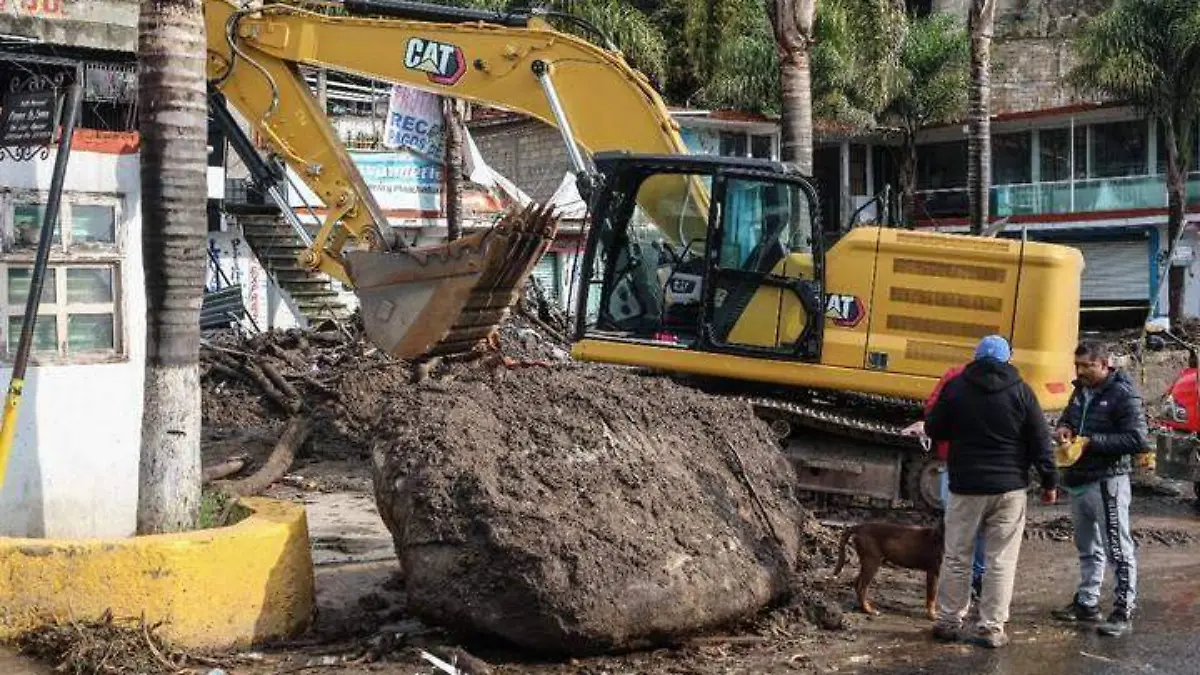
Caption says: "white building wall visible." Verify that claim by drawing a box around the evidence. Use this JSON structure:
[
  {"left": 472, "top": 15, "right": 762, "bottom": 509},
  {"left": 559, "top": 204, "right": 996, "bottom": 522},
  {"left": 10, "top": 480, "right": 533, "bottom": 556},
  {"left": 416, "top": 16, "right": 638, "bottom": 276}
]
[{"left": 0, "top": 148, "right": 145, "bottom": 538}]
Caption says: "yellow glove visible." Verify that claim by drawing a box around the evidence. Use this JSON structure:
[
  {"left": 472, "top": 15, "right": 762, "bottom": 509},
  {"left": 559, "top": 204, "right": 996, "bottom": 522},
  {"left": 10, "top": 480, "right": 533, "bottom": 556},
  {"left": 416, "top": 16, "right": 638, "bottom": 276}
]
[
  {"left": 1135, "top": 451, "right": 1156, "bottom": 472},
  {"left": 1055, "top": 436, "right": 1088, "bottom": 467}
]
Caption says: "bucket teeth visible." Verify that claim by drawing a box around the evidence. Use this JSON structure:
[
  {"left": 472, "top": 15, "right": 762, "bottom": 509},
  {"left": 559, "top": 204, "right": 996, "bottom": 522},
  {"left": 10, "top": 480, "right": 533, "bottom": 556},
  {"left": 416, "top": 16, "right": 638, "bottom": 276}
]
[{"left": 343, "top": 203, "right": 561, "bottom": 360}]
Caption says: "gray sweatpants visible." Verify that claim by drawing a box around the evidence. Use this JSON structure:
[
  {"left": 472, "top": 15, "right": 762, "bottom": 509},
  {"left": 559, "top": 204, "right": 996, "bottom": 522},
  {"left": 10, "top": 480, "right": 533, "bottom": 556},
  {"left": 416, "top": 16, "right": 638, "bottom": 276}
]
[{"left": 1068, "top": 474, "right": 1137, "bottom": 615}]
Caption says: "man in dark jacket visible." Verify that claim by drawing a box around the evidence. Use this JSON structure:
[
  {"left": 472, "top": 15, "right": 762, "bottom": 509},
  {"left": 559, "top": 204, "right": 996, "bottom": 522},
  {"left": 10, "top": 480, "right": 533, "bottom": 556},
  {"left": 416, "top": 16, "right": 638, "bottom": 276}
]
[
  {"left": 926, "top": 335, "right": 1058, "bottom": 648},
  {"left": 1051, "top": 341, "right": 1148, "bottom": 638}
]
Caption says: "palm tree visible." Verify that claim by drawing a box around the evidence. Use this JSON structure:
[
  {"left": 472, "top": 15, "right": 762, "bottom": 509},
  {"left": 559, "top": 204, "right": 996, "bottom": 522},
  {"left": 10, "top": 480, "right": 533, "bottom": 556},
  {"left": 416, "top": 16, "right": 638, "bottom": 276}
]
[
  {"left": 703, "top": 0, "right": 903, "bottom": 121},
  {"left": 443, "top": 97, "right": 464, "bottom": 242},
  {"left": 811, "top": 0, "right": 904, "bottom": 127},
  {"left": 137, "top": 0, "right": 208, "bottom": 533},
  {"left": 878, "top": 12, "right": 970, "bottom": 225},
  {"left": 1071, "top": 0, "right": 1200, "bottom": 325},
  {"left": 965, "top": 0, "right": 995, "bottom": 234},
  {"left": 770, "top": 0, "right": 818, "bottom": 172}
]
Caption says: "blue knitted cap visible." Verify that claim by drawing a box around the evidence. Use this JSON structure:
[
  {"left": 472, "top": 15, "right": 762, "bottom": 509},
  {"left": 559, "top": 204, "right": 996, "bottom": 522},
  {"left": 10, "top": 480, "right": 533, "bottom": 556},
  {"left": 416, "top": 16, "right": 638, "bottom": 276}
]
[{"left": 975, "top": 335, "right": 1011, "bottom": 363}]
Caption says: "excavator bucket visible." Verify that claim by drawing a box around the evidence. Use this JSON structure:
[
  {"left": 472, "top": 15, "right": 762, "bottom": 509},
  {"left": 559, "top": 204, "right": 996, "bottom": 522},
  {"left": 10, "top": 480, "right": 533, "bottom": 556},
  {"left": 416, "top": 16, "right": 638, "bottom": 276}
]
[{"left": 343, "top": 203, "right": 561, "bottom": 360}]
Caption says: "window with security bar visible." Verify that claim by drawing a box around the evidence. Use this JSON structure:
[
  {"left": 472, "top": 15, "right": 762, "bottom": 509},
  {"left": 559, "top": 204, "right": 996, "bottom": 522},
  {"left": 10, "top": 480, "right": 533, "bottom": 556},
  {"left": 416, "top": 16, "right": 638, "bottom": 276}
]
[{"left": 1, "top": 191, "right": 124, "bottom": 363}]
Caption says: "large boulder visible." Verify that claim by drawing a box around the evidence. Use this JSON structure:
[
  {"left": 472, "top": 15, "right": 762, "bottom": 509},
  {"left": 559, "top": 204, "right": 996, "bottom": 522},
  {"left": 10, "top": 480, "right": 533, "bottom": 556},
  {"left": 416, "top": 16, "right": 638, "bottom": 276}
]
[{"left": 370, "top": 365, "right": 805, "bottom": 654}]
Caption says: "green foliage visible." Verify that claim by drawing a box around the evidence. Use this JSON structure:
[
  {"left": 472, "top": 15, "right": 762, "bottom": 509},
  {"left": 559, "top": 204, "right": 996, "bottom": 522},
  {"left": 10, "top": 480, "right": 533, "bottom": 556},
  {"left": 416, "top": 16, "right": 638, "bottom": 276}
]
[
  {"left": 812, "top": 0, "right": 905, "bottom": 129},
  {"left": 879, "top": 11, "right": 970, "bottom": 134},
  {"left": 1070, "top": 0, "right": 1200, "bottom": 169},
  {"left": 562, "top": 0, "right": 669, "bottom": 86},
  {"left": 196, "top": 489, "right": 251, "bottom": 530},
  {"left": 698, "top": 2, "right": 781, "bottom": 115}
]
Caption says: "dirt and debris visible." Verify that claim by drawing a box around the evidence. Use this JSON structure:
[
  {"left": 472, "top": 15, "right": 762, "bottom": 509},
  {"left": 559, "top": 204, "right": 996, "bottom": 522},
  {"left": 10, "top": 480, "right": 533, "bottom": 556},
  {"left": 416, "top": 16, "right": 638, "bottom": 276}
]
[
  {"left": 201, "top": 279, "right": 572, "bottom": 476},
  {"left": 14, "top": 612, "right": 223, "bottom": 675},
  {"left": 371, "top": 364, "right": 815, "bottom": 654},
  {"left": 201, "top": 317, "right": 406, "bottom": 465},
  {"left": 1025, "top": 514, "right": 1198, "bottom": 546}
]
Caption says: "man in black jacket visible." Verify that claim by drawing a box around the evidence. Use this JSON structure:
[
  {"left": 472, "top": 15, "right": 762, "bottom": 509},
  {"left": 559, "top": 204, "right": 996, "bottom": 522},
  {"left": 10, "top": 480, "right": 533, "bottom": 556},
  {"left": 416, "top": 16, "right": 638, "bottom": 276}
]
[
  {"left": 926, "top": 335, "right": 1058, "bottom": 648},
  {"left": 1051, "top": 341, "right": 1148, "bottom": 638}
]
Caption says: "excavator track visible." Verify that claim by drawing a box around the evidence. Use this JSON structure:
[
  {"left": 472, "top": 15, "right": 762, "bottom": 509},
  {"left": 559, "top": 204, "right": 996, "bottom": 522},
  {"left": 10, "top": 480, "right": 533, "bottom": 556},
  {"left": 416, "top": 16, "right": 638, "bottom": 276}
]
[
  {"left": 741, "top": 393, "right": 928, "bottom": 511},
  {"left": 673, "top": 376, "right": 1063, "bottom": 512},
  {"left": 745, "top": 394, "right": 923, "bottom": 448},
  {"left": 671, "top": 375, "right": 934, "bottom": 510}
]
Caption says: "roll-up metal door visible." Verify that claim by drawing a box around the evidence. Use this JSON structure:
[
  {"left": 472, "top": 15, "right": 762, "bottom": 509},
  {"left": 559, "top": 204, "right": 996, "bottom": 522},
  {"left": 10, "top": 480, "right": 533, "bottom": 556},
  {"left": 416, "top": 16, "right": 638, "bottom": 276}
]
[{"left": 1070, "top": 239, "right": 1149, "bottom": 302}]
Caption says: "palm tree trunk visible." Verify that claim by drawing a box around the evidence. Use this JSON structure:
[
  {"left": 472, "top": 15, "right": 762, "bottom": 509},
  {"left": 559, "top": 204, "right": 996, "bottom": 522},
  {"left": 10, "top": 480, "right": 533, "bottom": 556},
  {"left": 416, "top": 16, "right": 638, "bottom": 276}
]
[
  {"left": 779, "top": 51, "right": 814, "bottom": 174},
  {"left": 966, "top": 0, "right": 995, "bottom": 235},
  {"left": 1162, "top": 118, "right": 1187, "bottom": 325},
  {"left": 443, "top": 97, "right": 463, "bottom": 242},
  {"left": 137, "top": 0, "right": 207, "bottom": 534},
  {"left": 773, "top": 0, "right": 816, "bottom": 174},
  {"left": 899, "top": 132, "right": 917, "bottom": 226}
]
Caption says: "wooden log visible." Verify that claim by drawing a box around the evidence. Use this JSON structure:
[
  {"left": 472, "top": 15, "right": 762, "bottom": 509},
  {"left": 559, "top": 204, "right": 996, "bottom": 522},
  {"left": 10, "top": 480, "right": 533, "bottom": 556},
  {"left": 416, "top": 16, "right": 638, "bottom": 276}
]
[
  {"left": 216, "top": 417, "right": 312, "bottom": 497},
  {"left": 261, "top": 359, "right": 303, "bottom": 403},
  {"left": 202, "top": 456, "right": 247, "bottom": 483},
  {"left": 243, "top": 361, "right": 301, "bottom": 414}
]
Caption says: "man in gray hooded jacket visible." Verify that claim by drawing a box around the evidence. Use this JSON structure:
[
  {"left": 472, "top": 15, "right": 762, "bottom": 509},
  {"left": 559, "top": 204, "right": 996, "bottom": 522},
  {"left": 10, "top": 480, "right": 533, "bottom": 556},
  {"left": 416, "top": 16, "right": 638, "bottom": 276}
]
[{"left": 1051, "top": 341, "right": 1149, "bottom": 638}]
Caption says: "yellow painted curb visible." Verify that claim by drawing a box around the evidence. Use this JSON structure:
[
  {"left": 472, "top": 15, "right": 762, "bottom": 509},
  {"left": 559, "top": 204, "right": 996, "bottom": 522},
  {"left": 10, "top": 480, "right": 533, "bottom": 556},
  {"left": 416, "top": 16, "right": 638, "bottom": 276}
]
[{"left": 0, "top": 497, "right": 315, "bottom": 650}]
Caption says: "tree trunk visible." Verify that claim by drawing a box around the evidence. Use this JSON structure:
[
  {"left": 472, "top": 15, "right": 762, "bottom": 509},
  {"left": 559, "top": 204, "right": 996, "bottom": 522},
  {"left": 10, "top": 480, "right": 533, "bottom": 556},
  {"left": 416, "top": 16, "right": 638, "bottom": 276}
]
[
  {"left": 773, "top": 0, "right": 817, "bottom": 174},
  {"left": 899, "top": 132, "right": 917, "bottom": 227},
  {"left": 966, "top": 0, "right": 995, "bottom": 235},
  {"left": 443, "top": 97, "right": 464, "bottom": 242},
  {"left": 137, "top": 0, "right": 208, "bottom": 534},
  {"left": 1162, "top": 118, "right": 1187, "bottom": 326}
]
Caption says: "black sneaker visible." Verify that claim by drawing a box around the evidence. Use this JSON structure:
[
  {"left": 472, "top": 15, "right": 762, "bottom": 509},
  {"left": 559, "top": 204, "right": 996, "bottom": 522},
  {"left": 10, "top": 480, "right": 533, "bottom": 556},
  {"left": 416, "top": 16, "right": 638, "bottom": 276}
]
[
  {"left": 1052, "top": 598, "right": 1101, "bottom": 623},
  {"left": 1097, "top": 612, "right": 1133, "bottom": 637}
]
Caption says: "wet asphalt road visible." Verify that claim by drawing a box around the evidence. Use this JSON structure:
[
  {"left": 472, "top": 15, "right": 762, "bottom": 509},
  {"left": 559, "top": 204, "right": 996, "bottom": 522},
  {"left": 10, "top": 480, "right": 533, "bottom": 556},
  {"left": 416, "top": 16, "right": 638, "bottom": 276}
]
[{"left": 861, "top": 557, "right": 1200, "bottom": 674}]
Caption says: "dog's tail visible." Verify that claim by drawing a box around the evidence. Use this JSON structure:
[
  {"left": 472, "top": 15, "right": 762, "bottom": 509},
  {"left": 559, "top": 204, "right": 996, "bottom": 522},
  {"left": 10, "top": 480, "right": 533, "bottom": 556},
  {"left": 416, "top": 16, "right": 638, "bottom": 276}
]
[{"left": 832, "top": 525, "right": 856, "bottom": 577}]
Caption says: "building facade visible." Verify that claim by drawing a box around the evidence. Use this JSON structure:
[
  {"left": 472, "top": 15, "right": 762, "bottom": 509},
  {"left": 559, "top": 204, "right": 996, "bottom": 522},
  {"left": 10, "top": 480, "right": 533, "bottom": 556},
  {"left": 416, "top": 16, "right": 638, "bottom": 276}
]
[
  {"left": 907, "top": 0, "right": 1199, "bottom": 325},
  {"left": 0, "top": 2, "right": 145, "bottom": 536}
]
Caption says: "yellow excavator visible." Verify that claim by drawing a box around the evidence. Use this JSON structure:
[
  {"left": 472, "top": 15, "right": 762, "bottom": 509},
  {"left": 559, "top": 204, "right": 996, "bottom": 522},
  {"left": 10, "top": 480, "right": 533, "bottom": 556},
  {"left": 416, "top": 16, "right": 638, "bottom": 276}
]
[{"left": 205, "top": 0, "right": 1085, "bottom": 510}]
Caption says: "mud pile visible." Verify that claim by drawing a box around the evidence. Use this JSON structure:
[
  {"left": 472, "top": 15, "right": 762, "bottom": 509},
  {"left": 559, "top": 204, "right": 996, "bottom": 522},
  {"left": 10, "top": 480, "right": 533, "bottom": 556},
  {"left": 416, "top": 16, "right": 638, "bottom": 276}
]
[
  {"left": 202, "top": 319, "right": 410, "bottom": 461},
  {"left": 370, "top": 365, "right": 807, "bottom": 654},
  {"left": 201, "top": 278, "right": 570, "bottom": 461}
]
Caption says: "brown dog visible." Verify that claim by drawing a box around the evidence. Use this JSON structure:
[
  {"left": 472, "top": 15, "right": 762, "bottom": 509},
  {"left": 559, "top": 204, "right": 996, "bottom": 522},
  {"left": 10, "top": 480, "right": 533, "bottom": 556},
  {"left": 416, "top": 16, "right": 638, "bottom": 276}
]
[{"left": 832, "top": 520, "right": 944, "bottom": 619}]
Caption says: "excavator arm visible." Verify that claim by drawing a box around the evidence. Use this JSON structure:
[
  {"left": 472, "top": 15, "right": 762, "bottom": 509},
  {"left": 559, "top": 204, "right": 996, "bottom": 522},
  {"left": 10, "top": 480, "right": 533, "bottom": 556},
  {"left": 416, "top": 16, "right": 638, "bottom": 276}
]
[{"left": 204, "top": 0, "right": 705, "bottom": 358}]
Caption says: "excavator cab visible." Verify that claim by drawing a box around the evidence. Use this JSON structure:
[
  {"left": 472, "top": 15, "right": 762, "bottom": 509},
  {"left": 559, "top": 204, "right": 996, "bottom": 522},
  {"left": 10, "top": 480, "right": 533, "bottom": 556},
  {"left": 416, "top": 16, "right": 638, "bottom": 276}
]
[{"left": 576, "top": 153, "right": 824, "bottom": 359}]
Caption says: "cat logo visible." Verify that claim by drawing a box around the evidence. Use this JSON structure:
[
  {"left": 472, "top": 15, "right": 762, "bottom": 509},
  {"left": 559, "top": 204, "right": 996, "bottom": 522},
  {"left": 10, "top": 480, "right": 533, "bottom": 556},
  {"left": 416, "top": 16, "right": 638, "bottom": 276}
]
[
  {"left": 824, "top": 293, "right": 865, "bottom": 328},
  {"left": 404, "top": 38, "right": 467, "bottom": 86}
]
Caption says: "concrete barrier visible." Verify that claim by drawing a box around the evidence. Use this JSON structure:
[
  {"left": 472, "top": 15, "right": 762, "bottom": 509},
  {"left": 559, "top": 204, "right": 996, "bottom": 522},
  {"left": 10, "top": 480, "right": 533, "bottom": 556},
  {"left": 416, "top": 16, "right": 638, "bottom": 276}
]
[{"left": 0, "top": 497, "right": 314, "bottom": 649}]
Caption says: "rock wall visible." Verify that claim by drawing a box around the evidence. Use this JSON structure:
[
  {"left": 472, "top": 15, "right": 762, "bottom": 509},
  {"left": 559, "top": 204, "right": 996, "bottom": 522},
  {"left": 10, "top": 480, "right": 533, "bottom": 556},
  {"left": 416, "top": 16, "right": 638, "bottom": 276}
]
[{"left": 933, "top": 0, "right": 1117, "bottom": 115}]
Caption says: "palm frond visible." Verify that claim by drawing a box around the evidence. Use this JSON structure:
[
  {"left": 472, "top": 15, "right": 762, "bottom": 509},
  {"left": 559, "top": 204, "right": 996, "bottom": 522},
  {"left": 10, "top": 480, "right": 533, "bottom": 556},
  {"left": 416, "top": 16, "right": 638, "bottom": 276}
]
[
  {"left": 700, "top": 29, "right": 781, "bottom": 115},
  {"left": 878, "top": 11, "right": 969, "bottom": 130},
  {"left": 1069, "top": 0, "right": 1200, "bottom": 118},
  {"left": 566, "top": 0, "right": 669, "bottom": 86}
]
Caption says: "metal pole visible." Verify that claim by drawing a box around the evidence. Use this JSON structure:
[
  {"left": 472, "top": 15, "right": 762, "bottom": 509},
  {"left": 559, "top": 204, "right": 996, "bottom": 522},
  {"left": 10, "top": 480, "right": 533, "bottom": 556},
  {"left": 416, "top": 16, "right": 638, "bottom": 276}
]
[
  {"left": 531, "top": 60, "right": 588, "bottom": 176},
  {"left": 0, "top": 82, "right": 83, "bottom": 489}
]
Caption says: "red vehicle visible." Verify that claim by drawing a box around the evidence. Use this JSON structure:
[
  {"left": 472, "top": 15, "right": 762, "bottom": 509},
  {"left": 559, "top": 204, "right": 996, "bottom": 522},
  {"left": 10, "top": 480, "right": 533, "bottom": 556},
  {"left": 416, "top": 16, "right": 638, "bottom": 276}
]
[
  {"left": 1158, "top": 367, "right": 1200, "bottom": 432},
  {"left": 1151, "top": 354, "right": 1200, "bottom": 503}
]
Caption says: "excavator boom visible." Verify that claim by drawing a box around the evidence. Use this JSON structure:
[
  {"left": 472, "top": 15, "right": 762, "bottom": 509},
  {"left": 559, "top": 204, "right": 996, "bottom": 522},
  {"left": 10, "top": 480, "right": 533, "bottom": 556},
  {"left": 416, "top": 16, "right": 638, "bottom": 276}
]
[{"left": 204, "top": 0, "right": 705, "bottom": 359}]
